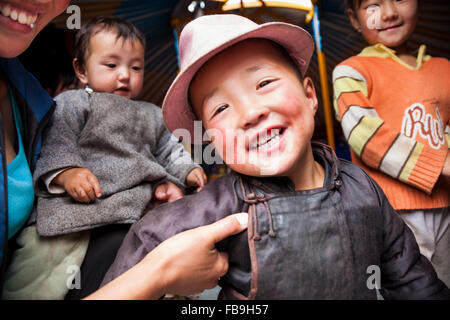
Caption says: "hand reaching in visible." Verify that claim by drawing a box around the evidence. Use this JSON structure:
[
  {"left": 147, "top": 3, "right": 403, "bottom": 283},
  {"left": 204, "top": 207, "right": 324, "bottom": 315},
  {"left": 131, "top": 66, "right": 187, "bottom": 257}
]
[{"left": 54, "top": 168, "right": 101, "bottom": 203}]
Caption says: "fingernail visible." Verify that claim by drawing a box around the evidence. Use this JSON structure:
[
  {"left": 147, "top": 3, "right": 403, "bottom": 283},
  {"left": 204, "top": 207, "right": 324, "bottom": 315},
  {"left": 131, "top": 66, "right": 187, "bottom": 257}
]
[{"left": 235, "top": 213, "right": 248, "bottom": 228}]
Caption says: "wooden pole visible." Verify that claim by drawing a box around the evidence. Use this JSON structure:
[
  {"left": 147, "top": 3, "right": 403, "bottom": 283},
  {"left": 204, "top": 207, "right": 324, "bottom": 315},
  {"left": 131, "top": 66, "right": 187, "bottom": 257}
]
[{"left": 312, "top": 5, "right": 335, "bottom": 150}]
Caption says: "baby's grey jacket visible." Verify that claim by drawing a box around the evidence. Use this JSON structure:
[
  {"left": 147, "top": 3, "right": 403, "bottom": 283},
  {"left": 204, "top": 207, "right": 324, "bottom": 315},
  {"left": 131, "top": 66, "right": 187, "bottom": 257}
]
[
  {"left": 101, "top": 143, "right": 449, "bottom": 299},
  {"left": 33, "top": 90, "right": 200, "bottom": 236}
]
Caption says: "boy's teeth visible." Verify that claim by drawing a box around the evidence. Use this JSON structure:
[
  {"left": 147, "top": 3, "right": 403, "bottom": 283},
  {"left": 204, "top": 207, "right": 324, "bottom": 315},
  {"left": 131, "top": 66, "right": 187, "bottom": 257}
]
[
  {"left": 258, "top": 134, "right": 280, "bottom": 150},
  {"left": 10, "top": 9, "right": 17, "bottom": 21},
  {"left": 18, "top": 12, "right": 27, "bottom": 24},
  {"left": 0, "top": 4, "right": 37, "bottom": 26},
  {"left": 1, "top": 4, "right": 11, "bottom": 17},
  {"left": 250, "top": 130, "right": 282, "bottom": 150},
  {"left": 28, "top": 15, "right": 36, "bottom": 25}
]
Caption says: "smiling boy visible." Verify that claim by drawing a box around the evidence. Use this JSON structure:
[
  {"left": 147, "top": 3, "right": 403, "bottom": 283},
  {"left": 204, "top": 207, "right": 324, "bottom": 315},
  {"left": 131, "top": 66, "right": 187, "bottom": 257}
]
[{"left": 101, "top": 14, "right": 449, "bottom": 299}]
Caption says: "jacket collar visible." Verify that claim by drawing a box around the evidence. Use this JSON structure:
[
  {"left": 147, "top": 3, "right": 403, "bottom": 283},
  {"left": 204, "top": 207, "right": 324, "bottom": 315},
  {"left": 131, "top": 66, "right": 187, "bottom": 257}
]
[{"left": 0, "top": 57, "right": 54, "bottom": 122}]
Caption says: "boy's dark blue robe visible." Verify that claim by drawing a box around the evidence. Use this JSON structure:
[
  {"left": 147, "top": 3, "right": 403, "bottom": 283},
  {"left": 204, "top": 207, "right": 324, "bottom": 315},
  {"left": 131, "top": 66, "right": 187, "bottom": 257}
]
[{"left": 102, "top": 143, "right": 449, "bottom": 299}]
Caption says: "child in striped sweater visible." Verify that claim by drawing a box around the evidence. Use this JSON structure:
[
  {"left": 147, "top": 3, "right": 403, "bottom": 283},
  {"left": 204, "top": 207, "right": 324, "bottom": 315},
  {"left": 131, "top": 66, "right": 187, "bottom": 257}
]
[{"left": 333, "top": 0, "right": 449, "bottom": 286}]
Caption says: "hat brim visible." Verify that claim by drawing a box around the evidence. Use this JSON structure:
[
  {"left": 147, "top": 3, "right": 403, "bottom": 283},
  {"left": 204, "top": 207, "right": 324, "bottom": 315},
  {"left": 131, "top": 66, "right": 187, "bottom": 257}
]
[{"left": 162, "top": 21, "right": 314, "bottom": 141}]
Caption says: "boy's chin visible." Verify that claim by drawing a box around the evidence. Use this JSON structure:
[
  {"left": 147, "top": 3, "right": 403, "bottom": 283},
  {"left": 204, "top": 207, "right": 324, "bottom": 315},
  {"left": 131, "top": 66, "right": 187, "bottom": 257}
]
[{"left": 229, "top": 162, "right": 285, "bottom": 177}]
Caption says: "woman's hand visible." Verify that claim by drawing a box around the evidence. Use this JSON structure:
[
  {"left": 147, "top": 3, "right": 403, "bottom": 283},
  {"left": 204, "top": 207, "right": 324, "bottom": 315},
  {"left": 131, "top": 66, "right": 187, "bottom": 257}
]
[
  {"left": 84, "top": 212, "right": 248, "bottom": 300},
  {"left": 149, "top": 212, "right": 248, "bottom": 297}
]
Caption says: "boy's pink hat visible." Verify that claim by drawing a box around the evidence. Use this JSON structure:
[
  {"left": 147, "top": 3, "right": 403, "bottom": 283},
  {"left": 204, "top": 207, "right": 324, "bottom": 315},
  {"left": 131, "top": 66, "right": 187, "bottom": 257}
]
[{"left": 162, "top": 14, "right": 314, "bottom": 137}]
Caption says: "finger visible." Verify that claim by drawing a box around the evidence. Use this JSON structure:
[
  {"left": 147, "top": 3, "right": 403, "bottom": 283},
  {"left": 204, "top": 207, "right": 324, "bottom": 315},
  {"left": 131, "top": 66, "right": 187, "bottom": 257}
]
[
  {"left": 77, "top": 187, "right": 89, "bottom": 203},
  {"left": 87, "top": 174, "right": 102, "bottom": 198},
  {"left": 215, "top": 251, "right": 229, "bottom": 277},
  {"left": 195, "top": 173, "right": 203, "bottom": 186},
  {"left": 201, "top": 213, "right": 248, "bottom": 246},
  {"left": 70, "top": 189, "right": 79, "bottom": 201},
  {"left": 166, "top": 185, "right": 183, "bottom": 202},
  {"left": 200, "top": 172, "right": 207, "bottom": 186},
  {"left": 81, "top": 181, "right": 96, "bottom": 202},
  {"left": 154, "top": 184, "right": 168, "bottom": 200}
]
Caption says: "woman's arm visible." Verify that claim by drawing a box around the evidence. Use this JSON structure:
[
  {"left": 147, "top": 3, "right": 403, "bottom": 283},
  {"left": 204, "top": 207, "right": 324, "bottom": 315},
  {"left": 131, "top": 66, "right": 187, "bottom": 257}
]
[{"left": 84, "top": 213, "right": 248, "bottom": 300}]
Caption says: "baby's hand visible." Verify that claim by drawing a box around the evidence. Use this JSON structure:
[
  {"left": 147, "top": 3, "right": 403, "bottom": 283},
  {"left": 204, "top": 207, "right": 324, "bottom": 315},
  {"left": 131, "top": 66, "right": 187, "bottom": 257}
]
[
  {"left": 186, "top": 168, "right": 207, "bottom": 191},
  {"left": 54, "top": 168, "right": 102, "bottom": 203},
  {"left": 151, "top": 181, "right": 184, "bottom": 208}
]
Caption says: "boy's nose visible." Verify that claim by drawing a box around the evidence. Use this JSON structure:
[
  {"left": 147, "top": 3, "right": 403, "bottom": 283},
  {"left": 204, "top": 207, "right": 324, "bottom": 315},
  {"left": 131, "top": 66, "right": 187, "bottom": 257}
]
[
  {"left": 381, "top": 1, "right": 399, "bottom": 21},
  {"left": 239, "top": 103, "right": 269, "bottom": 130}
]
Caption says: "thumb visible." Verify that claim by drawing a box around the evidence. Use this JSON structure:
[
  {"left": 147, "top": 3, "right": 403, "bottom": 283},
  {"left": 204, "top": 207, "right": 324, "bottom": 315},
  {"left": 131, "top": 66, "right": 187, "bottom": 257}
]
[{"left": 201, "top": 213, "right": 248, "bottom": 245}]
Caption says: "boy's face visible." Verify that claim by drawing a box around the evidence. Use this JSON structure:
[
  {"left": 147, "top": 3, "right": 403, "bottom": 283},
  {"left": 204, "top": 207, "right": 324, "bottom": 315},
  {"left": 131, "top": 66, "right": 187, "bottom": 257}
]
[
  {"left": 75, "top": 30, "right": 144, "bottom": 99},
  {"left": 190, "top": 39, "right": 318, "bottom": 178},
  {"left": 349, "top": 0, "right": 418, "bottom": 48},
  {"left": 0, "top": 0, "right": 69, "bottom": 58}
]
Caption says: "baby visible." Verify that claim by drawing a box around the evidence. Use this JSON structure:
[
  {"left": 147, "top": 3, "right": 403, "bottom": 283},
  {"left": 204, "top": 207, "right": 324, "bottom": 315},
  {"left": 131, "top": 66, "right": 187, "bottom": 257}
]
[{"left": 100, "top": 15, "right": 449, "bottom": 299}]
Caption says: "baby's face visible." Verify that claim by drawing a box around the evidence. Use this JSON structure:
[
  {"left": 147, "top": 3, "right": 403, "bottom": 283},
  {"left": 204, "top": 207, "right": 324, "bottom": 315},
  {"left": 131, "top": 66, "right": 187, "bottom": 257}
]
[
  {"left": 77, "top": 30, "right": 144, "bottom": 99},
  {"left": 190, "top": 39, "right": 318, "bottom": 178}
]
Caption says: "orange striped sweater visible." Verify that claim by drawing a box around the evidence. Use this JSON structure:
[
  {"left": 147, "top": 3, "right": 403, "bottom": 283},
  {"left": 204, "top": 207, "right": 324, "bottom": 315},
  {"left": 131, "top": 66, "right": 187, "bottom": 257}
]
[{"left": 333, "top": 44, "right": 449, "bottom": 210}]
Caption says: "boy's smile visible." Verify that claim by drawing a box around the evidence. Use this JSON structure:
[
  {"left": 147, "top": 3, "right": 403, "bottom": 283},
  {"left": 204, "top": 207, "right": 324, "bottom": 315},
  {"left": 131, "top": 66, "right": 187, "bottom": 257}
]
[
  {"left": 350, "top": 0, "right": 418, "bottom": 48},
  {"left": 190, "top": 39, "right": 323, "bottom": 189},
  {"left": 0, "top": 0, "right": 69, "bottom": 57}
]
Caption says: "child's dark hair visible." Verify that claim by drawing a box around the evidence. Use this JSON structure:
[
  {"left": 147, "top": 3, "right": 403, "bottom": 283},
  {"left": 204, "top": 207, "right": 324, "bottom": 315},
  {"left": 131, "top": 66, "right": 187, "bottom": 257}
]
[
  {"left": 345, "top": 0, "right": 360, "bottom": 11},
  {"left": 74, "top": 16, "right": 146, "bottom": 69}
]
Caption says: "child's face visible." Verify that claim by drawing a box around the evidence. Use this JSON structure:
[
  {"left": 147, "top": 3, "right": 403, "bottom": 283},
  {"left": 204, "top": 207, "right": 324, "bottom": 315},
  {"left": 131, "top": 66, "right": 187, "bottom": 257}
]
[
  {"left": 190, "top": 39, "right": 318, "bottom": 178},
  {"left": 349, "top": 0, "right": 418, "bottom": 48},
  {"left": 0, "top": 0, "right": 69, "bottom": 58},
  {"left": 75, "top": 30, "right": 145, "bottom": 99}
]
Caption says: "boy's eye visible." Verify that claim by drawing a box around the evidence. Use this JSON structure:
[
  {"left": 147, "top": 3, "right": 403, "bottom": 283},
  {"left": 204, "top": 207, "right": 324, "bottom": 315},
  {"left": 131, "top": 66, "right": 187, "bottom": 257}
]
[
  {"left": 105, "top": 63, "right": 116, "bottom": 68},
  {"left": 132, "top": 66, "right": 142, "bottom": 71},
  {"left": 212, "top": 104, "right": 228, "bottom": 117},
  {"left": 257, "top": 79, "right": 273, "bottom": 89}
]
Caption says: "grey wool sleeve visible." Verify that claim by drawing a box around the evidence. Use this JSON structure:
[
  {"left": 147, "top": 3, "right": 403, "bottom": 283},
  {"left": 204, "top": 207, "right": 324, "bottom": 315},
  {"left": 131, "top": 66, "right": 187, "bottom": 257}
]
[
  {"left": 33, "top": 89, "right": 91, "bottom": 196},
  {"left": 151, "top": 106, "right": 201, "bottom": 187}
]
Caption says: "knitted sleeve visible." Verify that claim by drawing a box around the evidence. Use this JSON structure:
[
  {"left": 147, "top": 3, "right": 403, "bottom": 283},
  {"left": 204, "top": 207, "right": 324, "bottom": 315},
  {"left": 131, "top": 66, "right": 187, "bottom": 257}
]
[
  {"left": 332, "top": 60, "right": 447, "bottom": 194},
  {"left": 151, "top": 105, "right": 201, "bottom": 187},
  {"left": 33, "top": 90, "right": 90, "bottom": 195}
]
